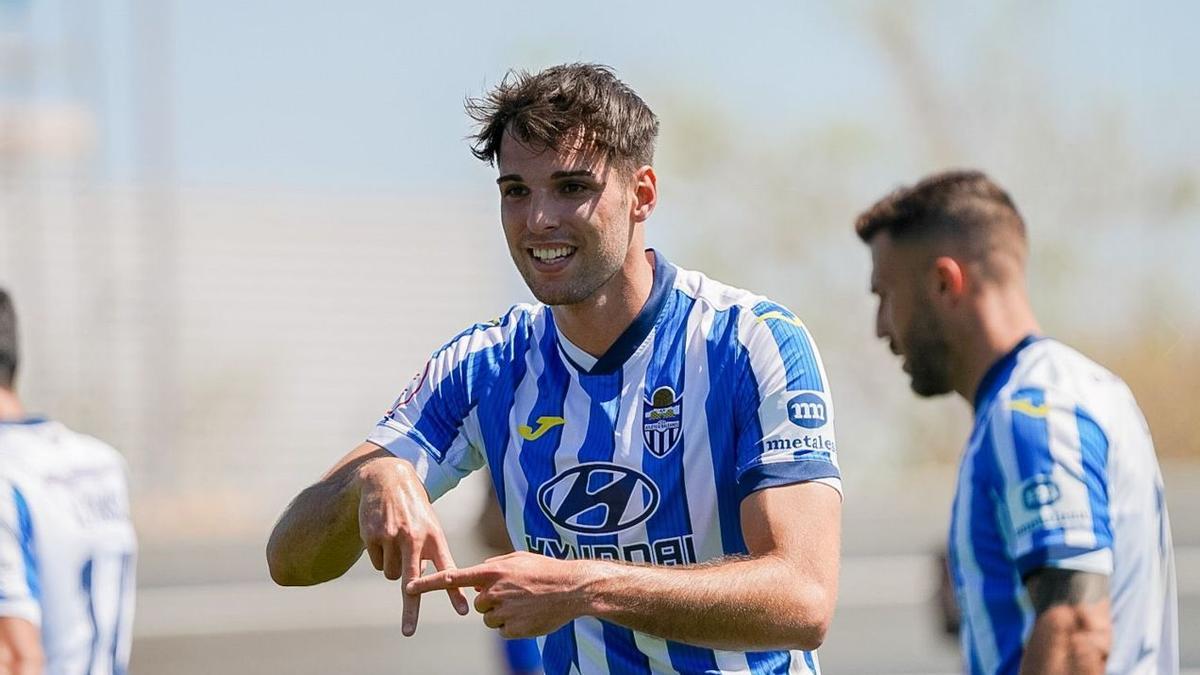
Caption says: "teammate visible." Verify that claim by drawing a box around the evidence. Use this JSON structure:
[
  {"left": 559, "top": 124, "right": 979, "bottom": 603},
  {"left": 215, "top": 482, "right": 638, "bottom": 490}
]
[
  {"left": 267, "top": 63, "right": 843, "bottom": 674},
  {"left": 0, "top": 288, "right": 138, "bottom": 675},
  {"left": 856, "top": 171, "right": 1178, "bottom": 674}
]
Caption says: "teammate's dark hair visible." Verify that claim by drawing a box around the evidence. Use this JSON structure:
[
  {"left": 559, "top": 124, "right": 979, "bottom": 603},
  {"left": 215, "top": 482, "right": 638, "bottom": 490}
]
[
  {"left": 855, "top": 170, "right": 1026, "bottom": 254},
  {"left": 466, "top": 63, "right": 659, "bottom": 170},
  {"left": 0, "top": 288, "right": 18, "bottom": 390}
]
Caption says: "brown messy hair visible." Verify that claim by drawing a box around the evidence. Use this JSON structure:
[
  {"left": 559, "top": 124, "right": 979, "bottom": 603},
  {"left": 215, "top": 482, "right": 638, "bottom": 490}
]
[
  {"left": 466, "top": 63, "right": 659, "bottom": 169},
  {"left": 855, "top": 170, "right": 1028, "bottom": 276}
]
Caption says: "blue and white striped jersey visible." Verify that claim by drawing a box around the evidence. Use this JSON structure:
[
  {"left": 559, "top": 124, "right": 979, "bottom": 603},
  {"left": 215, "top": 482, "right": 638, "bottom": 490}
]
[
  {"left": 0, "top": 418, "right": 137, "bottom": 675},
  {"left": 368, "top": 251, "right": 841, "bottom": 675},
  {"left": 950, "top": 336, "right": 1177, "bottom": 675}
]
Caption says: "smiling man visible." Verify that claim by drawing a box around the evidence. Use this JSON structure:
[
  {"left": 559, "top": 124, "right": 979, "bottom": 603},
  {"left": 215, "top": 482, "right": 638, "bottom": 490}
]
[
  {"left": 857, "top": 170, "right": 1178, "bottom": 675},
  {"left": 267, "top": 63, "right": 843, "bottom": 674}
]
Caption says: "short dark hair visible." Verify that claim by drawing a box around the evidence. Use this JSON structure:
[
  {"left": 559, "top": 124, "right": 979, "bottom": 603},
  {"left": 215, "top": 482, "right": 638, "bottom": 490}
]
[
  {"left": 855, "top": 170, "right": 1027, "bottom": 265},
  {"left": 466, "top": 63, "right": 659, "bottom": 170},
  {"left": 0, "top": 288, "right": 18, "bottom": 390}
]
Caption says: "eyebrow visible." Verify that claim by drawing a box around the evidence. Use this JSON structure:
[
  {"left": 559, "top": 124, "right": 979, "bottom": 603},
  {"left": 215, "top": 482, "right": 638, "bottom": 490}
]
[{"left": 495, "top": 170, "right": 598, "bottom": 185}]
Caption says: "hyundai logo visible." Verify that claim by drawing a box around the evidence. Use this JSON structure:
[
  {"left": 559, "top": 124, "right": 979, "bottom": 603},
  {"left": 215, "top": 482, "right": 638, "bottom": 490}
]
[
  {"left": 787, "top": 392, "right": 827, "bottom": 428},
  {"left": 537, "top": 463, "right": 660, "bottom": 535}
]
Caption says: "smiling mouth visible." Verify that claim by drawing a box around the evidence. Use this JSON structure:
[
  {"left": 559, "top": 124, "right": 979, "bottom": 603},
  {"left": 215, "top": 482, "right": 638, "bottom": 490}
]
[{"left": 529, "top": 246, "right": 577, "bottom": 265}]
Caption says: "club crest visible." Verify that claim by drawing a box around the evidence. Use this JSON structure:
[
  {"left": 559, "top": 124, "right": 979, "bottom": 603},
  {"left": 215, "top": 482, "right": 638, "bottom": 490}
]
[{"left": 643, "top": 385, "right": 683, "bottom": 458}]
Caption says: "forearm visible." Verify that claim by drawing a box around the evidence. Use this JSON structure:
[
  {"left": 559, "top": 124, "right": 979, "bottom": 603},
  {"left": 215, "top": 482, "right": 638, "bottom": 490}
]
[
  {"left": 1019, "top": 608, "right": 1109, "bottom": 675},
  {"left": 580, "top": 554, "right": 833, "bottom": 651},
  {"left": 266, "top": 466, "right": 365, "bottom": 586}
]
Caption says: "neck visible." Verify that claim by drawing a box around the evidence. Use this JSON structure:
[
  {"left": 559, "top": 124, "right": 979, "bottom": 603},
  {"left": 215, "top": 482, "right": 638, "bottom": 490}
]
[
  {"left": 552, "top": 248, "right": 656, "bottom": 357},
  {"left": 951, "top": 285, "right": 1041, "bottom": 403},
  {"left": 0, "top": 387, "right": 25, "bottom": 421}
]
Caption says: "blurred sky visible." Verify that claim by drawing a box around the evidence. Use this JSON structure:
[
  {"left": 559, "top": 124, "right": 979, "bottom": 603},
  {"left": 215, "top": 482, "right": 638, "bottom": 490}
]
[{"left": 9, "top": 0, "right": 1198, "bottom": 192}]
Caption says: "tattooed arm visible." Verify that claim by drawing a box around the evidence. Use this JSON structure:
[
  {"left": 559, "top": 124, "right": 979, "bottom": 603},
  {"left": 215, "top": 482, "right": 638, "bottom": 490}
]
[{"left": 1019, "top": 569, "right": 1111, "bottom": 675}]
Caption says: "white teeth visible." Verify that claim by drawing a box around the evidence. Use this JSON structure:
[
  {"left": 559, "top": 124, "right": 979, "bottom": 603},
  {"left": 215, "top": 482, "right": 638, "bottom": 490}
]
[{"left": 531, "top": 246, "right": 575, "bottom": 262}]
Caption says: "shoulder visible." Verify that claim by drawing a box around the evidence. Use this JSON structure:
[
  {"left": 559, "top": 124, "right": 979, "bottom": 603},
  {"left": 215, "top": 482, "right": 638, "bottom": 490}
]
[
  {"left": 671, "top": 264, "right": 826, "bottom": 391},
  {"left": 671, "top": 265, "right": 815, "bottom": 338},
  {"left": 989, "top": 339, "right": 1130, "bottom": 429},
  {"left": 429, "top": 303, "right": 544, "bottom": 364}
]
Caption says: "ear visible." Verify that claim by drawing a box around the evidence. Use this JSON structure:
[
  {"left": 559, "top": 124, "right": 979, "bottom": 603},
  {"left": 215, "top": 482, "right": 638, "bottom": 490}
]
[
  {"left": 630, "top": 165, "right": 657, "bottom": 223},
  {"left": 930, "top": 256, "right": 966, "bottom": 304}
]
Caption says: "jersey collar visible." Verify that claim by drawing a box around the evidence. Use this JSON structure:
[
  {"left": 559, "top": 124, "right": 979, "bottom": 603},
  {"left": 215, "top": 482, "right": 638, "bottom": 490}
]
[
  {"left": 973, "top": 334, "right": 1042, "bottom": 414},
  {"left": 554, "top": 249, "right": 676, "bottom": 376}
]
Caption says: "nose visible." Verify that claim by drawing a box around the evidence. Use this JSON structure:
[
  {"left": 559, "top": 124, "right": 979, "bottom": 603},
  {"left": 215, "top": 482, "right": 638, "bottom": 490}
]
[
  {"left": 875, "top": 302, "right": 888, "bottom": 341},
  {"left": 527, "top": 192, "right": 558, "bottom": 233}
]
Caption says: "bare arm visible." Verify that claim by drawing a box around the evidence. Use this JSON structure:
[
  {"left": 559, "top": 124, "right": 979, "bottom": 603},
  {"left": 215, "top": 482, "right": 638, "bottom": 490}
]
[
  {"left": 265, "top": 442, "right": 468, "bottom": 634},
  {"left": 0, "top": 617, "right": 43, "bottom": 675},
  {"left": 1019, "top": 569, "right": 1111, "bottom": 675},
  {"left": 412, "top": 481, "right": 841, "bottom": 651}
]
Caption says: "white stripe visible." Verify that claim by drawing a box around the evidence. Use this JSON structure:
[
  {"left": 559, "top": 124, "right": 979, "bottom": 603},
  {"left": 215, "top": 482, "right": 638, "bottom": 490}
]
[
  {"left": 682, "top": 302, "right": 724, "bottom": 563},
  {"left": 1044, "top": 389, "right": 1096, "bottom": 551},
  {"left": 501, "top": 314, "right": 551, "bottom": 553},
  {"left": 554, "top": 365, "right": 611, "bottom": 675}
]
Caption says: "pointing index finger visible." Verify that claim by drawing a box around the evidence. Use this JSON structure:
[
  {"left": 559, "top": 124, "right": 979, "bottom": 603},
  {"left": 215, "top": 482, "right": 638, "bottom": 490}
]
[{"left": 407, "top": 565, "right": 491, "bottom": 595}]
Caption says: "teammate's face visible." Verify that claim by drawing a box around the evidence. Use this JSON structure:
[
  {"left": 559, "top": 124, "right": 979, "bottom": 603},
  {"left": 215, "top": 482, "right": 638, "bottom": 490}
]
[
  {"left": 495, "top": 130, "right": 638, "bottom": 306},
  {"left": 870, "top": 232, "right": 955, "bottom": 397}
]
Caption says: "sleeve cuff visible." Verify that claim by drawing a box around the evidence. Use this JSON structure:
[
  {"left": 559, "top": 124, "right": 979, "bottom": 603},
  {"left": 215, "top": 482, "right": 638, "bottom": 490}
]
[
  {"left": 0, "top": 599, "right": 40, "bottom": 625},
  {"left": 737, "top": 460, "right": 842, "bottom": 502},
  {"left": 1016, "top": 545, "right": 1113, "bottom": 577}
]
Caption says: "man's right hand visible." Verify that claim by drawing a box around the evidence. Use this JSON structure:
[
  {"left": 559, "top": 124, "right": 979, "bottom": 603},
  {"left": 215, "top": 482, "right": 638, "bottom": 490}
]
[
  {"left": 353, "top": 455, "right": 470, "bottom": 635},
  {"left": 266, "top": 443, "right": 469, "bottom": 636}
]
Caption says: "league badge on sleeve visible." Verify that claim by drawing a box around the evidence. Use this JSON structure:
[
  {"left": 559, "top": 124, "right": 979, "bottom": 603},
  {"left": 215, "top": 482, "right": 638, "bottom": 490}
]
[{"left": 643, "top": 385, "right": 683, "bottom": 458}]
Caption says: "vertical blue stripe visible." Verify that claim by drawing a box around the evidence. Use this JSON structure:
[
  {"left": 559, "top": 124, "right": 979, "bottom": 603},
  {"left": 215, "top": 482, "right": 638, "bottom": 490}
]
[
  {"left": 520, "top": 319, "right": 577, "bottom": 673},
  {"left": 972, "top": 429, "right": 1027, "bottom": 675},
  {"left": 411, "top": 341, "right": 506, "bottom": 458},
  {"left": 541, "top": 624, "right": 578, "bottom": 675},
  {"left": 751, "top": 301, "right": 823, "bottom": 392},
  {"left": 1075, "top": 408, "right": 1112, "bottom": 547},
  {"left": 12, "top": 487, "right": 39, "bottom": 603},
  {"left": 803, "top": 649, "right": 817, "bottom": 673},
  {"left": 746, "top": 649, "right": 791, "bottom": 674},
  {"left": 520, "top": 319, "right": 572, "bottom": 548},
  {"left": 1007, "top": 388, "right": 1051, "bottom": 482},
  {"left": 705, "top": 307, "right": 748, "bottom": 556},
  {"left": 82, "top": 557, "right": 99, "bottom": 675},
  {"left": 479, "top": 313, "right": 533, "bottom": 514},
  {"left": 576, "top": 369, "right": 651, "bottom": 675},
  {"left": 639, "top": 291, "right": 721, "bottom": 673}
]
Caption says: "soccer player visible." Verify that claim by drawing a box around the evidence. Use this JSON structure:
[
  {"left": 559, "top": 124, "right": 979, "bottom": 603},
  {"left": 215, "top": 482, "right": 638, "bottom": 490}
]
[
  {"left": 0, "top": 288, "right": 138, "bottom": 675},
  {"left": 267, "top": 63, "right": 843, "bottom": 674},
  {"left": 856, "top": 171, "right": 1178, "bottom": 675}
]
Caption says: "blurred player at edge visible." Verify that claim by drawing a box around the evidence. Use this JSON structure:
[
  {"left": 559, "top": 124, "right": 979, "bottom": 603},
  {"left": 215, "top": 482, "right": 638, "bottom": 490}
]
[
  {"left": 857, "top": 171, "right": 1178, "bottom": 675},
  {"left": 0, "top": 288, "right": 138, "bottom": 675},
  {"left": 267, "top": 63, "right": 842, "bottom": 674}
]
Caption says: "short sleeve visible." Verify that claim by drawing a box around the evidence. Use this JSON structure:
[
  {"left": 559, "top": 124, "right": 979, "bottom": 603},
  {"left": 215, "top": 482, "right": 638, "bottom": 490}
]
[
  {"left": 988, "top": 388, "right": 1113, "bottom": 577},
  {"left": 0, "top": 479, "right": 40, "bottom": 625},
  {"left": 732, "top": 302, "right": 841, "bottom": 501},
  {"left": 367, "top": 320, "right": 511, "bottom": 500}
]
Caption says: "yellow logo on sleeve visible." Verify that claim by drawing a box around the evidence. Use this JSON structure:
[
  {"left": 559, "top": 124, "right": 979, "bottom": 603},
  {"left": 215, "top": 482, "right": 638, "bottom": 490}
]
[
  {"left": 756, "top": 311, "right": 806, "bottom": 330},
  {"left": 518, "top": 416, "right": 565, "bottom": 441},
  {"left": 1008, "top": 399, "right": 1050, "bottom": 418}
]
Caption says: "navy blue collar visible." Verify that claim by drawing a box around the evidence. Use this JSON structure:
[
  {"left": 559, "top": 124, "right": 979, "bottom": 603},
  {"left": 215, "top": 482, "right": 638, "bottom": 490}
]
[
  {"left": 554, "top": 249, "right": 676, "bottom": 376},
  {"left": 973, "top": 334, "right": 1042, "bottom": 413},
  {"left": 0, "top": 416, "right": 48, "bottom": 426}
]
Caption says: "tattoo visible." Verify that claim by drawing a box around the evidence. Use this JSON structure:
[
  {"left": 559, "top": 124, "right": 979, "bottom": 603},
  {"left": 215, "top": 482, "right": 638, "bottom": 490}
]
[{"left": 1024, "top": 569, "right": 1109, "bottom": 614}]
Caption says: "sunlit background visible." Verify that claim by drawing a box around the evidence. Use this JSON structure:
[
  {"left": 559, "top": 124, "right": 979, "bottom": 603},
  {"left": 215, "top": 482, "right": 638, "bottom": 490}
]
[{"left": 1, "top": 1, "right": 1197, "bottom": 673}]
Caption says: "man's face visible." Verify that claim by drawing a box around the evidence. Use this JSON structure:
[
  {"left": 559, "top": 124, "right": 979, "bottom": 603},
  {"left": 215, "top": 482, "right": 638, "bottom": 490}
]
[
  {"left": 496, "top": 130, "right": 637, "bottom": 306},
  {"left": 869, "top": 232, "right": 954, "bottom": 397}
]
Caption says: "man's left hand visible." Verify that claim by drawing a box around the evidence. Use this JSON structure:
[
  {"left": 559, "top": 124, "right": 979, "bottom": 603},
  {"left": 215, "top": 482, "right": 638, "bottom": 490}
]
[{"left": 407, "top": 551, "right": 593, "bottom": 638}]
